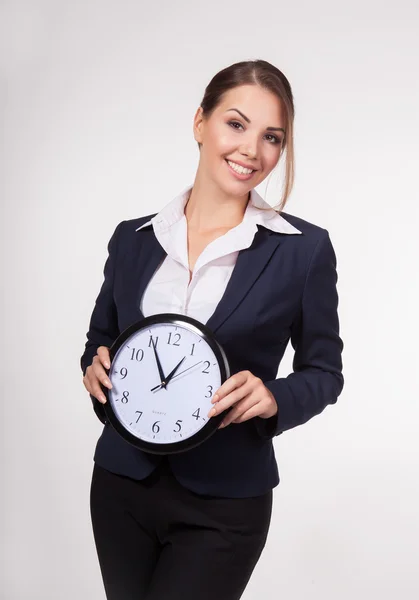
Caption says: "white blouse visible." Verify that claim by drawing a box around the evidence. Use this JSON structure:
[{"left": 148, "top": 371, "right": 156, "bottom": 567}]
[{"left": 136, "top": 183, "right": 302, "bottom": 324}]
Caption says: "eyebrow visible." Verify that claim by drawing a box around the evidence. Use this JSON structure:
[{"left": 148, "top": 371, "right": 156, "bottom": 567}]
[{"left": 225, "top": 108, "right": 285, "bottom": 133}]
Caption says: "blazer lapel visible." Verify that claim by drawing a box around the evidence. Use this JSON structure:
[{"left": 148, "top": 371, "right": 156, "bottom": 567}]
[
  {"left": 134, "top": 225, "right": 284, "bottom": 334},
  {"left": 134, "top": 227, "right": 166, "bottom": 316},
  {"left": 206, "top": 227, "right": 283, "bottom": 333}
]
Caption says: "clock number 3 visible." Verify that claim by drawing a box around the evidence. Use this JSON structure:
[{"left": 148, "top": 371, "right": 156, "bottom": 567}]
[{"left": 205, "top": 385, "right": 213, "bottom": 398}]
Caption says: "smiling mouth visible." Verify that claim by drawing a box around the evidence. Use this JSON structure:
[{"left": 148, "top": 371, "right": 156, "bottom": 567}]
[
  {"left": 225, "top": 159, "right": 258, "bottom": 179},
  {"left": 225, "top": 159, "right": 256, "bottom": 172}
]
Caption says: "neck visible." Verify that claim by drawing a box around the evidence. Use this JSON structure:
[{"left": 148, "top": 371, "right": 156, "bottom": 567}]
[{"left": 185, "top": 170, "right": 250, "bottom": 234}]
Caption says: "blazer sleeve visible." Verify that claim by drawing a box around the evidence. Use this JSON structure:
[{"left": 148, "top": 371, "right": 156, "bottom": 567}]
[
  {"left": 80, "top": 220, "right": 125, "bottom": 423},
  {"left": 254, "top": 230, "right": 344, "bottom": 440}
]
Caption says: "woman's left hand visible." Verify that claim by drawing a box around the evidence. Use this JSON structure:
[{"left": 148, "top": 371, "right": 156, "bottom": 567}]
[{"left": 207, "top": 370, "right": 278, "bottom": 429}]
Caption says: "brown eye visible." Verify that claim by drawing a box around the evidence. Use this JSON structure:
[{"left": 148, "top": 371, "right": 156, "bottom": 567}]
[
  {"left": 228, "top": 120, "right": 243, "bottom": 130},
  {"left": 265, "top": 134, "right": 282, "bottom": 145}
]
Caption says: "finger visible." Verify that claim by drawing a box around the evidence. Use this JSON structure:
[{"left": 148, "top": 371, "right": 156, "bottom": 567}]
[
  {"left": 230, "top": 403, "right": 263, "bottom": 424},
  {"left": 211, "top": 371, "right": 249, "bottom": 404},
  {"left": 85, "top": 364, "right": 108, "bottom": 404},
  {"left": 97, "top": 346, "right": 111, "bottom": 369},
  {"left": 208, "top": 379, "right": 253, "bottom": 418},
  {"left": 208, "top": 388, "right": 243, "bottom": 418},
  {"left": 92, "top": 356, "right": 113, "bottom": 390},
  {"left": 91, "top": 385, "right": 107, "bottom": 404},
  {"left": 89, "top": 375, "right": 108, "bottom": 404},
  {"left": 219, "top": 394, "right": 258, "bottom": 428},
  {"left": 82, "top": 374, "right": 92, "bottom": 394},
  {"left": 208, "top": 392, "right": 240, "bottom": 419}
]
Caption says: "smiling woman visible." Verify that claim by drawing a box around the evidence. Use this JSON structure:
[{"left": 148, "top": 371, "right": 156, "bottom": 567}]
[
  {"left": 194, "top": 60, "right": 295, "bottom": 214},
  {"left": 81, "top": 59, "right": 343, "bottom": 600}
]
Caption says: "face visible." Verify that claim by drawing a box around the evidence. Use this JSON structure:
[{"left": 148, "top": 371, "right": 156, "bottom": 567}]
[{"left": 193, "top": 84, "right": 286, "bottom": 195}]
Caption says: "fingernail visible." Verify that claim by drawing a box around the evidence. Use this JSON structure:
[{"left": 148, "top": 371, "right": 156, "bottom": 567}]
[
  {"left": 105, "top": 362, "right": 110, "bottom": 369},
  {"left": 219, "top": 422, "right": 225, "bottom": 429},
  {"left": 208, "top": 408, "right": 216, "bottom": 418},
  {"left": 100, "top": 395, "right": 107, "bottom": 403}
]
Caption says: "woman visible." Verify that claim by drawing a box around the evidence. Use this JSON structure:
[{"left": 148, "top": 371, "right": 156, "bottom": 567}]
[{"left": 81, "top": 59, "right": 344, "bottom": 600}]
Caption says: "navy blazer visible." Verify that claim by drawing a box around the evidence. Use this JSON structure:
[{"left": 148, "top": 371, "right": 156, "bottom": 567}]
[{"left": 80, "top": 212, "right": 344, "bottom": 498}]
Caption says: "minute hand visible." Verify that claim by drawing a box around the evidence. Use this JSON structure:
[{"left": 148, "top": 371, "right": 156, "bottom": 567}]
[
  {"left": 152, "top": 339, "right": 166, "bottom": 384},
  {"left": 164, "top": 356, "right": 187, "bottom": 386},
  {"left": 167, "top": 360, "right": 203, "bottom": 381}
]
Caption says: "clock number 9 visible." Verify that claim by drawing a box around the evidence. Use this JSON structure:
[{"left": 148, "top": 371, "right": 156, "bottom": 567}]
[{"left": 117, "top": 367, "right": 128, "bottom": 379}]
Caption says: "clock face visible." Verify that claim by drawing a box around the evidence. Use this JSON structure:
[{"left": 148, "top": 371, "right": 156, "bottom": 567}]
[{"left": 104, "top": 314, "right": 230, "bottom": 454}]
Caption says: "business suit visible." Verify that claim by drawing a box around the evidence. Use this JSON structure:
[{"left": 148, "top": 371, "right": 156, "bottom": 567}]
[
  {"left": 82, "top": 205, "right": 344, "bottom": 600},
  {"left": 81, "top": 211, "right": 344, "bottom": 498}
]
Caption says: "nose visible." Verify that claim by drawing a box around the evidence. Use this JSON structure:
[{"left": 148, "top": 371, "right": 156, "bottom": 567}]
[{"left": 240, "top": 141, "right": 258, "bottom": 159}]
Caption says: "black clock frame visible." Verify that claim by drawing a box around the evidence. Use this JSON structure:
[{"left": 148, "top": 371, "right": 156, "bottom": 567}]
[{"left": 101, "top": 313, "right": 231, "bottom": 455}]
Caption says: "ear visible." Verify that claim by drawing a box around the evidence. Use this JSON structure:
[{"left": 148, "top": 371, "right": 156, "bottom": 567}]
[{"left": 192, "top": 106, "right": 205, "bottom": 145}]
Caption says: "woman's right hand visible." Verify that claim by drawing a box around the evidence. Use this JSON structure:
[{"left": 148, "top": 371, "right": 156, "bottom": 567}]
[{"left": 83, "top": 346, "right": 112, "bottom": 404}]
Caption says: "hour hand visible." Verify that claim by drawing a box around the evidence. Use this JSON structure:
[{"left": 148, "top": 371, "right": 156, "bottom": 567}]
[
  {"left": 164, "top": 356, "right": 187, "bottom": 386},
  {"left": 150, "top": 358, "right": 185, "bottom": 392}
]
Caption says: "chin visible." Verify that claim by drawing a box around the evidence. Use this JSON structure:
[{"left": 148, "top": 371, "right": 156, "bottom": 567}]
[{"left": 218, "top": 178, "right": 250, "bottom": 196}]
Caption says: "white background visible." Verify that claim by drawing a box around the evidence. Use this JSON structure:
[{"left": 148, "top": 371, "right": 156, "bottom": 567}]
[{"left": 1, "top": 0, "right": 418, "bottom": 598}]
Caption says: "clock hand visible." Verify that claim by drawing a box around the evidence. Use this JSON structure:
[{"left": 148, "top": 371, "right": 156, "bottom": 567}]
[
  {"left": 164, "top": 356, "right": 187, "bottom": 386},
  {"left": 151, "top": 337, "right": 167, "bottom": 391},
  {"left": 150, "top": 360, "right": 203, "bottom": 392},
  {"left": 150, "top": 382, "right": 165, "bottom": 392},
  {"left": 167, "top": 360, "right": 203, "bottom": 381}
]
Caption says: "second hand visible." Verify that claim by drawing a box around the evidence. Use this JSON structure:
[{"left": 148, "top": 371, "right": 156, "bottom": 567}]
[{"left": 150, "top": 360, "right": 203, "bottom": 392}]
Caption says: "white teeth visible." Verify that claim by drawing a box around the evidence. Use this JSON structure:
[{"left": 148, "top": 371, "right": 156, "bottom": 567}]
[{"left": 227, "top": 160, "right": 254, "bottom": 175}]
